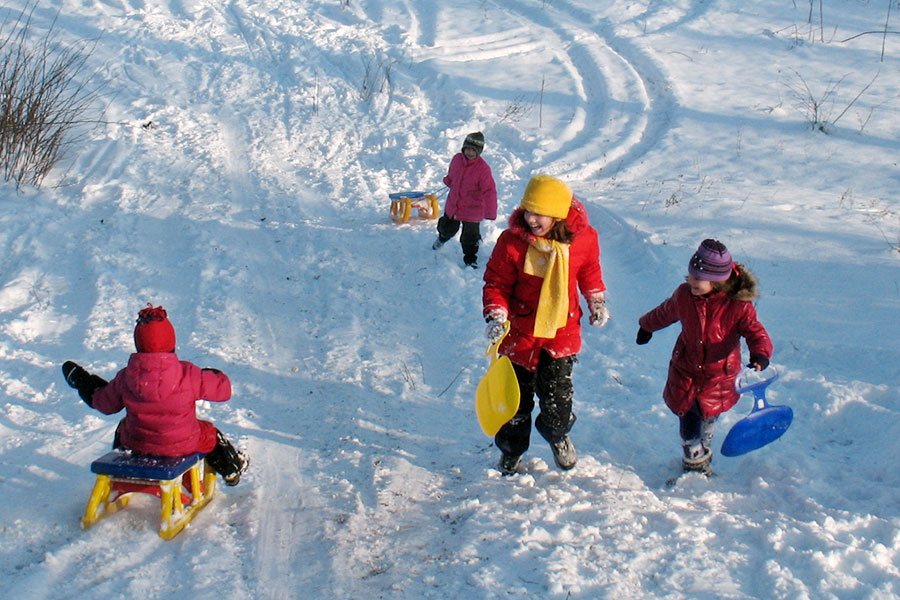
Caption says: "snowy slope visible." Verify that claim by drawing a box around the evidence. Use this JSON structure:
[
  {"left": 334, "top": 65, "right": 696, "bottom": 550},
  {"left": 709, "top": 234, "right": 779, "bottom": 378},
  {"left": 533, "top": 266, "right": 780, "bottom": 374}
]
[{"left": 1, "top": 0, "right": 899, "bottom": 598}]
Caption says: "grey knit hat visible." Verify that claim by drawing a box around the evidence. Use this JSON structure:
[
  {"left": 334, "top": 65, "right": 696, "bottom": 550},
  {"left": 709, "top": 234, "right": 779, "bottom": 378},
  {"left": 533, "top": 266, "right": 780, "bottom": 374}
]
[{"left": 462, "top": 132, "right": 485, "bottom": 156}]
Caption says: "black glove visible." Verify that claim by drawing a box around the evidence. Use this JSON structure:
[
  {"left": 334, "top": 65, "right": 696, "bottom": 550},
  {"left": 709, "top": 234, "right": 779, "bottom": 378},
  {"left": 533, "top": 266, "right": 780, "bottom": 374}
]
[
  {"left": 62, "top": 361, "right": 108, "bottom": 407},
  {"left": 747, "top": 354, "right": 770, "bottom": 371},
  {"left": 636, "top": 328, "right": 652, "bottom": 345}
]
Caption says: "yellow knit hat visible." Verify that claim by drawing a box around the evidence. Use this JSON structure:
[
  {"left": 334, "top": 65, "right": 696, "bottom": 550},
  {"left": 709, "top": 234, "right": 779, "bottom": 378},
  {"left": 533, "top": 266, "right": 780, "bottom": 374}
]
[{"left": 520, "top": 175, "right": 572, "bottom": 219}]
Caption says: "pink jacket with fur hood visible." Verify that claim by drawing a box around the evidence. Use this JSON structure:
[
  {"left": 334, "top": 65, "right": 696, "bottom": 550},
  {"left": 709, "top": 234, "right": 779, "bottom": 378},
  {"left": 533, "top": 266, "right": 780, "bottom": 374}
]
[
  {"left": 442, "top": 153, "right": 497, "bottom": 222},
  {"left": 91, "top": 352, "right": 231, "bottom": 456},
  {"left": 639, "top": 272, "right": 773, "bottom": 419}
]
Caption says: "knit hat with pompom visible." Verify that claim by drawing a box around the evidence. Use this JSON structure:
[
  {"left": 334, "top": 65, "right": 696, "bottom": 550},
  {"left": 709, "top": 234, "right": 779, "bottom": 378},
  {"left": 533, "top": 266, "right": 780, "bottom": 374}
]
[{"left": 134, "top": 304, "right": 176, "bottom": 353}]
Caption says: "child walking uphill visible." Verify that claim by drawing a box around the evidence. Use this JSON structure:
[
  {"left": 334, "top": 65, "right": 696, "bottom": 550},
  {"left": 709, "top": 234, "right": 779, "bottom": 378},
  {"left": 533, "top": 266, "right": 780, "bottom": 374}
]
[
  {"left": 61, "top": 304, "right": 249, "bottom": 486},
  {"left": 636, "top": 239, "right": 773, "bottom": 476},
  {"left": 483, "top": 174, "right": 609, "bottom": 475},
  {"left": 433, "top": 132, "right": 497, "bottom": 268}
]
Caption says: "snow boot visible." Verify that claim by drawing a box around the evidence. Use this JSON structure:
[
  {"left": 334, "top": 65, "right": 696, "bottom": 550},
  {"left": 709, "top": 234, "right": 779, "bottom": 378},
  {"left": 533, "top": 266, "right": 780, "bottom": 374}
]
[
  {"left": 432, "top": 237, "right": 445, "bottom": 250},
  {"left": 682, "top": 449, "right": 713, "bottom": 476},
  {"left": 223, "top": 451, "right": 249, "bottom": 486},
  {"left": 206, "top": 431, "right": 249, "bottom": 486},
  {"left": 498, "top": 453, "right": 522, "bottom": 476},
  {"left": 550, "top": 435, "right": 577, "bottom": 470}
]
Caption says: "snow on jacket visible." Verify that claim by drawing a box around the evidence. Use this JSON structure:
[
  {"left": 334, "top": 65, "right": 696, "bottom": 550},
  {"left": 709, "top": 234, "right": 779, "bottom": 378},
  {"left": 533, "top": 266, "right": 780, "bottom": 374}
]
[
  {"left": 483, "top": 198, "right": 606, "bottom": 371},
  {"left": 638, "top": 273, "right": 773, "bottom": 418},
  {"left": 91, "top": 352, "right": 231, "bottom": 456},
  {"left": 442, "top": 153, "right": 497, "bottom": 222}
]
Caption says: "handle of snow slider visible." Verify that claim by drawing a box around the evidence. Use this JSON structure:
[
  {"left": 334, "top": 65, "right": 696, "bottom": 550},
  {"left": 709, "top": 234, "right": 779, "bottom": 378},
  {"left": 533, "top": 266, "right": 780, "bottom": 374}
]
[
  {"left": 734, "top": 366, "right": 779, "bottom": 411},
  {"left": 485, "top": 320, "right": 510, "bottom": 362}
]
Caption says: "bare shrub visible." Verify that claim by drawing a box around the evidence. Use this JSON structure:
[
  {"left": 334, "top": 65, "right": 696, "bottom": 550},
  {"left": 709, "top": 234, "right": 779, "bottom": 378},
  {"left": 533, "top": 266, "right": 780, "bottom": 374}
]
[
  {"left": 782, "top": 68, "right": 878, "bottom": 133},
  {"left": 0, "top": 4, "right": 104, "bottom": 188},
  {"left": 359, "top": 56, "right": 392, "bottom": 102},
  {"left": 497, "top": 94, "right": 533, "bottom": 124}
]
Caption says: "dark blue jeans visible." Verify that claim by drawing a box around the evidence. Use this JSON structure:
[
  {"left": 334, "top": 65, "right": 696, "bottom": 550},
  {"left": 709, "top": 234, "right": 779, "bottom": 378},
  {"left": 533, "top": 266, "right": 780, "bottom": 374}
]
[{"left": 679, "top": 401, "right": 718, "bottom": 459}]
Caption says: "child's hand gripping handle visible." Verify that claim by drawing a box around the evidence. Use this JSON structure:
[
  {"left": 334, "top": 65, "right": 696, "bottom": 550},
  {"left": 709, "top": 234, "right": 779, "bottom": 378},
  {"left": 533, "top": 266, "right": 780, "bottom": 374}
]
[
  {"left": 734, "top": 366, "right": 780, "bottom": 411},
  {"left": 484, "top": 319, "right": 510, "bottom": 362}
]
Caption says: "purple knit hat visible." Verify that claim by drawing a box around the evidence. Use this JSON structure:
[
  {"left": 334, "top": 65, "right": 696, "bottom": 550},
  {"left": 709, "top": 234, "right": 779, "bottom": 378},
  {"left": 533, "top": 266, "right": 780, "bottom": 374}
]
[{"left": 688, "top": 239, "right": 734, "bottom": 282}]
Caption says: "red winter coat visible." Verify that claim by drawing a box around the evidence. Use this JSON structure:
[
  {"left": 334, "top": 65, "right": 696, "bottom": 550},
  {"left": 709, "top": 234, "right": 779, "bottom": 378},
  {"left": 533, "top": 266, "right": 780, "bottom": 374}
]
[
  {"left": 92, "top": 352, "right": 231, "bottom": 456},
  {"left": 483, "top": 199, "right": 606, "bottom": 371},
  {"left": 442, "top": 153, "right": 497, "bottom": 222},
  {"left": 639, "top": 281, "right": 773, "bottom": 418}
]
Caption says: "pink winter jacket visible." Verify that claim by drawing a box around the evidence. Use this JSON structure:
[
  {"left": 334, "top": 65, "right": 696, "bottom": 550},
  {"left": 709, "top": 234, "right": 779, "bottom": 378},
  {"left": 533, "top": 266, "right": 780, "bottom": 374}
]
[
  {"left": 92, "top": 352, "right": 231, "bottom": 456},
  {"left": 639, "top": 282, "right": 773, "bottom": 418},
  {"left": 483, "top": 199, "right": 606, "bottom": 371},
  {"left": 442, "top": 153, "right": 497, "bottom": 222}
]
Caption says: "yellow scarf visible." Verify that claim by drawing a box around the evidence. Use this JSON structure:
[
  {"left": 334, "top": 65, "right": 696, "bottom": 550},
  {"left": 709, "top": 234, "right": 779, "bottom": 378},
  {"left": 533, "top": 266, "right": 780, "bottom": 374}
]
[{"left": 524, "top": 238, "right": 570, "bottom": 338}]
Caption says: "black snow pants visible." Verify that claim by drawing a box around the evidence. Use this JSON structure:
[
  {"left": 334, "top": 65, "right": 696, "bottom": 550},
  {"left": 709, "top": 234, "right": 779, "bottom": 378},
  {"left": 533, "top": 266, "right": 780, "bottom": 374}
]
[
  {"left": 436, "top": 215, "right": 481, "bottom": 265},
  {"left": 494, "top": 350, "right": 577, "bottom": 458}
]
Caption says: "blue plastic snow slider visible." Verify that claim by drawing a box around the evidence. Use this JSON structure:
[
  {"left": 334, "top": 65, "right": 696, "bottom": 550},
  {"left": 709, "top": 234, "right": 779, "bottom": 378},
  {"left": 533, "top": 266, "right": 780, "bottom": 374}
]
[{"left": 720, "top": 367, "right": 793, "bottom": 457}]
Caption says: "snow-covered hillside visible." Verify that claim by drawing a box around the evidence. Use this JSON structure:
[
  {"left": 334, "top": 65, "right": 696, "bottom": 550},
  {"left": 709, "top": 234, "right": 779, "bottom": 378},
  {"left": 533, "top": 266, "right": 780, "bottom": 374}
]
[{"left": 2, "top": 0, "right": 899, "bottom": 598}]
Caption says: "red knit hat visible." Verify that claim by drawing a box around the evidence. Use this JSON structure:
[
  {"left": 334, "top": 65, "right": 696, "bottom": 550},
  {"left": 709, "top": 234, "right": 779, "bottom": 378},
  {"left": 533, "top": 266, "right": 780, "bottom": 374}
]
[{"left": 134, "top": 304, "right": 176, "bottom": 353}]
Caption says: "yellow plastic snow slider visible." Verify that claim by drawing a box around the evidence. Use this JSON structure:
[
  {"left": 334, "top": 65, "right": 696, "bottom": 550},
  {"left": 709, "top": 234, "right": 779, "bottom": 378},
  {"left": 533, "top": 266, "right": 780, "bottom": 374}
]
[
  {"left": 389, "top": 191, "right": 440, "bottom": 223},
  {"left": 475, "top": 321, "right": 520, "bottom": 436},
  {"left": 81, "top": 450, "right": 217, "bottom": 540}
]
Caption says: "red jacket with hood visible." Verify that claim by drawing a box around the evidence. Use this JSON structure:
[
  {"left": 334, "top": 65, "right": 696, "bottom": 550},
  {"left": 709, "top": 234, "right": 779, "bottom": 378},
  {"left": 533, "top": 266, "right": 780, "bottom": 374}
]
[
  {"left": 442, "top": 153, "right": 497, "bottom": 222},
  {"left": 92, "top": 352, "right": 231, "bottom": 456},
  {"left": 483, "top": 199, "right": 606, "bottom": 371},
  {"left": 639, "top": 276, "right": 773, "bottom": 418}
]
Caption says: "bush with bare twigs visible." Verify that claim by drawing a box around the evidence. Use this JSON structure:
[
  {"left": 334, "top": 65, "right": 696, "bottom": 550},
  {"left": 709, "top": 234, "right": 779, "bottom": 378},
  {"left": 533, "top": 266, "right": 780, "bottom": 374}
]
[{"left": 0, "top": 4, "right": 103, "bottom": 188}]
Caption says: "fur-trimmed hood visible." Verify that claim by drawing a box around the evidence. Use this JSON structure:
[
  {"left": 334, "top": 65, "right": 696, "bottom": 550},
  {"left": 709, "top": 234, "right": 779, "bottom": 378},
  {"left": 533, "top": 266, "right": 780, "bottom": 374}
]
[{"left": 718, "top": 263, "right": 759, "bottom": 302}]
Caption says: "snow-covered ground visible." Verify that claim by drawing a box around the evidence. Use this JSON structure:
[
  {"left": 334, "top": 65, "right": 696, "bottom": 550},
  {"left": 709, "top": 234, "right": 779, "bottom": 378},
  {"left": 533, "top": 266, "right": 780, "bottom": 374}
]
[{"left": 2, "top": 0, "right": 899, "bottom": 597}]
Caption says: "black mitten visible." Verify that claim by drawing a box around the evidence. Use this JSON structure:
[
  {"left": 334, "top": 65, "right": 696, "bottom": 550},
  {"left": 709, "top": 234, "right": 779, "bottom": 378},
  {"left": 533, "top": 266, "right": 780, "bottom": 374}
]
[
  {"left": 636, "top": 328, "right": 652, "bottom": 345},
  {"left": 62, "top": 361, "right": 89, "bottom": 389},
  {"left": 747, "top": 354, "right": 770, "bottom": 371},
  {"left": 62, "top": 361, "right": 108, "bottom": 407}
]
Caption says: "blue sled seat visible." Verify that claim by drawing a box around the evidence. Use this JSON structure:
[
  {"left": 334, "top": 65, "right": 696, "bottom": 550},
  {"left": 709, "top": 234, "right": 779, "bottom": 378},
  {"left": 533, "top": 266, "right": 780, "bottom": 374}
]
[
  {"left": 82, "top": 450, "right": 217, "bottom": 540},
  {"left": 90, "top": 451, "right": 206, "bottom": 480}
]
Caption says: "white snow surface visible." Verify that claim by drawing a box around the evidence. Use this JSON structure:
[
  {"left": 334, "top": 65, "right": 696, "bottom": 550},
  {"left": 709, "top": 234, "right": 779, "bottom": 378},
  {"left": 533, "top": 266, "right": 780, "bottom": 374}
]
[{"left": 2, "top": 0, "right": 900, "bottom": 598}]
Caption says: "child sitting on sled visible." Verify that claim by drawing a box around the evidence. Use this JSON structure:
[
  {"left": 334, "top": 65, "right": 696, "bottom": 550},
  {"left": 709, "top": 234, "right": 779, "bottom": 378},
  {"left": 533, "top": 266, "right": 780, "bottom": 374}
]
[
  {"left": 62, "top": 304, "right": 249, "bottom": 486},
  {"left": 635, "top": 239, "right": 773, "bottom": 476},
  {"left": 432, "top": 131, "right": 498, "bottom": 268}
]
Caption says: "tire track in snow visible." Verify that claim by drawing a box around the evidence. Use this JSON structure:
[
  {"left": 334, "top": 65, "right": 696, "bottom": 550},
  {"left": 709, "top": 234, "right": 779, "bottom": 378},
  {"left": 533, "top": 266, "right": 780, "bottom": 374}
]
[
  {"left": 498, "top": 0, "right": 677, "bottom": 181},
  {"left": 416, "top": 26, "right": 546, "bottom": 63},
  {"left": 621, "top": 0, "right": 714, "bottom": 36},
  {"left": 410, "top": 0, "right": 675, "bottom": 183}
]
